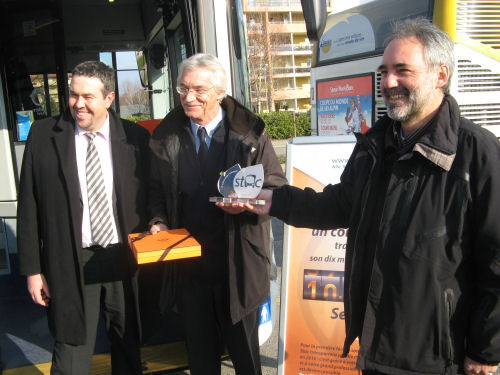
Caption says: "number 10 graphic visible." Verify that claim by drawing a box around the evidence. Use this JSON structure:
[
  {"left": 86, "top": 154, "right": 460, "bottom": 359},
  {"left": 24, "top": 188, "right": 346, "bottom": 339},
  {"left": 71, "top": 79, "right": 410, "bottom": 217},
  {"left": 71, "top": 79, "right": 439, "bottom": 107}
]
[{"left": 303, "top": 270, "right": 345, "bottom": 302}]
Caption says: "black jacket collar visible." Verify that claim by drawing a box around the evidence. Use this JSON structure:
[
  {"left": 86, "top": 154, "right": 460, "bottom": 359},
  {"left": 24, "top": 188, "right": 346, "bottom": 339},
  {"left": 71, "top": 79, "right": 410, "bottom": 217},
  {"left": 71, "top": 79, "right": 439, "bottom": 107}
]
[{"left": 358, "top": 95, "right": 460, "bottom": 171}]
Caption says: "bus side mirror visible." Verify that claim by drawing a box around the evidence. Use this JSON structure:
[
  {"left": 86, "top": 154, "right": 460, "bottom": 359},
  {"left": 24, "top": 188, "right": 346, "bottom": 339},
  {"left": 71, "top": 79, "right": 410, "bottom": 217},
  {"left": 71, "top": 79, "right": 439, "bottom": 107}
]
[
  {"left": 301, "top": 0, "right": 327, "bottom": 42},
  {"left": 136, "top": 50, "right": 149, "bottom": 88}
]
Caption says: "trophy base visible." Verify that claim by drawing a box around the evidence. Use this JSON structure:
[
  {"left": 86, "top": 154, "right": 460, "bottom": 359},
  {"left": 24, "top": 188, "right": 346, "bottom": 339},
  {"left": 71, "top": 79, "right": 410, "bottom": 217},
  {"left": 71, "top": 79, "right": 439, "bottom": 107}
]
[{"left": 209, "top": 196, "right": 265, "bottom": 205}]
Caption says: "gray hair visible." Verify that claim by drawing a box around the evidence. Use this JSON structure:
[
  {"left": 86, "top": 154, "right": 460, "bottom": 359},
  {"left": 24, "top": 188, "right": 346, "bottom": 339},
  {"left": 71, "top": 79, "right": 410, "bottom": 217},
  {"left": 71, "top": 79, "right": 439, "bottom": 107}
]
[
  {"left": 72, "top": 61, "right": 115, "bottom": 96},
  {"left": 177, "top": 53, "right": 227, "bottom": 93},
  {"left": 384, "top": 17, "right": 455, "bottom": 94}
]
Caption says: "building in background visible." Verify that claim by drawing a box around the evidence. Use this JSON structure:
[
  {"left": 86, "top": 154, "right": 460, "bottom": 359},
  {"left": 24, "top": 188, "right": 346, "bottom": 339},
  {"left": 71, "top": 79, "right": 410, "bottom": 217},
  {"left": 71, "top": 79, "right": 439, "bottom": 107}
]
[{"left": 242, "top": 0, "right": 333, "bottom": 113}]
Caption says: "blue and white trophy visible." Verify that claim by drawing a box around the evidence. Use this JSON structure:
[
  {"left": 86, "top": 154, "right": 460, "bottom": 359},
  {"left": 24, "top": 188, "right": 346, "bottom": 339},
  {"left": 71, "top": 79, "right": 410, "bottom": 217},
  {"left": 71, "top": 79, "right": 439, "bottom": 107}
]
[{"left": 209, "top": 164, "right": 265, "bottom": 205}]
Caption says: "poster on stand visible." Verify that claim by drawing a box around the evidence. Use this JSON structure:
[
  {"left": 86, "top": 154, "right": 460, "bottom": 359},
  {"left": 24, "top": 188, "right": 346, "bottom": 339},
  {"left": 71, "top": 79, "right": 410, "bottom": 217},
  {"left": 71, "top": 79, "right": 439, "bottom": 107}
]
[
  {"left": 317, "top": 74, "right": 374, "bottom": 137},
  {"left": 278, "top": 136, "right": 360, "bottom": 375}
]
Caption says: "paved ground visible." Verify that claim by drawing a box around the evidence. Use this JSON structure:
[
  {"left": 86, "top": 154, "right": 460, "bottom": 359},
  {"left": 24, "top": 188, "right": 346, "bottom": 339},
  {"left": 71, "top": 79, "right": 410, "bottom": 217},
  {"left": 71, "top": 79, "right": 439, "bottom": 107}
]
[{"left": 271, "top": 139, "right": 288, "bottom": 160}]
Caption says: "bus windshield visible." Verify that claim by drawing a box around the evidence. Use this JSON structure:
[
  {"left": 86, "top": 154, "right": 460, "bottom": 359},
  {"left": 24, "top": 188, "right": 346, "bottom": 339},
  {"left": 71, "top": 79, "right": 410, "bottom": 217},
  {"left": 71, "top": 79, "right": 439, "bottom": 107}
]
[{"left": 315, "top": 0, "right": 433, "bottom": 66}]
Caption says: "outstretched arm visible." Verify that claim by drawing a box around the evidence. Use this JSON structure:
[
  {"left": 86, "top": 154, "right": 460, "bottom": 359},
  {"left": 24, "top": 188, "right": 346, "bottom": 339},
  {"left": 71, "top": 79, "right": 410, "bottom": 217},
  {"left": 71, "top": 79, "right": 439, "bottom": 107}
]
[{"left": 464, "top": 356, "right": 498, "bottom": 375}]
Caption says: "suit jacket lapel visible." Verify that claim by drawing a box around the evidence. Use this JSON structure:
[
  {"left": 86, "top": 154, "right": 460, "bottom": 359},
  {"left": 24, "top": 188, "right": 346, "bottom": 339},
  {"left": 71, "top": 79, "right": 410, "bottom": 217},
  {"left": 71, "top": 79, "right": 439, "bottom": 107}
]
[
  {"left": 52, "top": 111, "right": 83, "bottom": 249},
  {"left": 109, "top": 111, "right": 131, "bottom": 242}
]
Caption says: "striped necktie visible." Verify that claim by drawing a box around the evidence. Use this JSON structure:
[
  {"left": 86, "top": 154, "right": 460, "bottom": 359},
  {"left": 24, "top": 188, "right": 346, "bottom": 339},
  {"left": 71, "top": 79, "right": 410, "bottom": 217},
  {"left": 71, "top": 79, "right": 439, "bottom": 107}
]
[{"left": 85, "top": 132, "right": 114, "bottom": 248}]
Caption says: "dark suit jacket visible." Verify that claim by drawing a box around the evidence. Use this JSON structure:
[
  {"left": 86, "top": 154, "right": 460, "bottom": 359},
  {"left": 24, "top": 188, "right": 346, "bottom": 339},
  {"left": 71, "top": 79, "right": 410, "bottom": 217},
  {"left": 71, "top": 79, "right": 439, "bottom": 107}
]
[{"left": 17, "top": 108, "right": 150, "bottom": 345}]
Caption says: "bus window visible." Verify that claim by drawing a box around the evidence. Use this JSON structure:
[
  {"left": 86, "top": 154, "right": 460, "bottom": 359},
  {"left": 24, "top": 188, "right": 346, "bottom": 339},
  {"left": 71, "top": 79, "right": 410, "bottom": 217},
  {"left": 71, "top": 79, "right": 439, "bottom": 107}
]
[
  {"left": 2, "top": 3, "right": 65, "bottom": 141},
  {"left": 166, "top": 22, "right": 188, "bottom": 108},
  {"left": 115, "top": 51, "right": 151, "bottom": 121},
  {"left": 316, "top": 0, "right": 432, "bottom": 66},
  {"left": 146, "top": 28, "right": 172, "bottom": 119}
]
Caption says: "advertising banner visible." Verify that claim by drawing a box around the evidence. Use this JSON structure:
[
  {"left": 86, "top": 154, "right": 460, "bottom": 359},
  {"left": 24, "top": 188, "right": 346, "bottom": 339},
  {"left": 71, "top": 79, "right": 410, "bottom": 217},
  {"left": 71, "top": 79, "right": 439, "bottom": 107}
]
[
  {"left": 318, "top": 13, "right": 375, "bottom": 63},
  {"left": 317, "top": 74, "right": 373, "bottom": 137},
  {"left": 279, "top": 136, "right": 359, "bottom": 375}
]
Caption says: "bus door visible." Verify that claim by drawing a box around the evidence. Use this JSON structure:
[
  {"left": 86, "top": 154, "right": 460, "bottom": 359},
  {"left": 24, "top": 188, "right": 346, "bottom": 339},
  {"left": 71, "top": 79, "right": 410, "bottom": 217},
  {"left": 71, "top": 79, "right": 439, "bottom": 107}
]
[{"left": 0, "top": 0, "right": 67, "bottom": 279}]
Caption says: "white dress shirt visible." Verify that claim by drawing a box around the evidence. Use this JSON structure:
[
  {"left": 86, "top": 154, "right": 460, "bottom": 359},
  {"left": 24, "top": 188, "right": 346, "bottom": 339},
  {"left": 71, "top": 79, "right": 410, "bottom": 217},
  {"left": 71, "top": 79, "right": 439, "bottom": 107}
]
[
  {"left": 190, "top": 108, "right": 225, "bottom": 152},
  {"left": 75, "top": 114, "right": 119, "bottom": 248}
]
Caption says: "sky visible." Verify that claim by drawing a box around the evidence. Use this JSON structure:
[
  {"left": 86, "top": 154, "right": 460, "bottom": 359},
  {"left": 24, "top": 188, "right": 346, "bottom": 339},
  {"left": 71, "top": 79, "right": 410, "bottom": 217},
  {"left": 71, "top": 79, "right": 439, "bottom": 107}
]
[{"left": 100, "top": 51, "right": 142, "bottom": 93}]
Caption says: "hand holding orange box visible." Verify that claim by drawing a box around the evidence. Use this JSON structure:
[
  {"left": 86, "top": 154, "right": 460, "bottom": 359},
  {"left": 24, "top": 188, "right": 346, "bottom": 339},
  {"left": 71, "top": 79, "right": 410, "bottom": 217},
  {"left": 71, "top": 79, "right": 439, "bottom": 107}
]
[{"left": 128, "top": 229, "right": 201, "bottom": 264}]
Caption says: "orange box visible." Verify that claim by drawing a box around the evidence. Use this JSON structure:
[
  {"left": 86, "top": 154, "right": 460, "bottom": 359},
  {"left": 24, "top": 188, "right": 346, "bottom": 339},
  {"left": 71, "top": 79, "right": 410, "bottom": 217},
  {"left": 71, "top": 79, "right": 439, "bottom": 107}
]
[{"left": 128, "top": 229, "right": 201, "bottom": 264}]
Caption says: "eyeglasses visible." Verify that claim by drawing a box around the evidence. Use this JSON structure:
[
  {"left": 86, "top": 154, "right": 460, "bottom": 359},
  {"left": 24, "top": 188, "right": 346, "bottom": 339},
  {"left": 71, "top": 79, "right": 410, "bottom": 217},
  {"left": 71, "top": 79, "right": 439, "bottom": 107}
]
[{"left": 176, "top": 86, "right": 214, "bottom": 97}]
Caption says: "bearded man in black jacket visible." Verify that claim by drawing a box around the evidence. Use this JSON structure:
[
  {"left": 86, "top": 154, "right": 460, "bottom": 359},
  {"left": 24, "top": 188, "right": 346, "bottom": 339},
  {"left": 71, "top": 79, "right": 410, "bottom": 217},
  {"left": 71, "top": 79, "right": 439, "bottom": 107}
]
[{"left": 229, "top": 18, "right": 500, "bottom": 375}]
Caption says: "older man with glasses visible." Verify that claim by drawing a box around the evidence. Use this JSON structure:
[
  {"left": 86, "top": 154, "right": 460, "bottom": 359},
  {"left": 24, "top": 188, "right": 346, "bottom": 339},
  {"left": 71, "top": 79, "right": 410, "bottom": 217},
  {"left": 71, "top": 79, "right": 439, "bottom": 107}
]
[{"left": 148, "top": 53, "right": 287, "bottom": 375}]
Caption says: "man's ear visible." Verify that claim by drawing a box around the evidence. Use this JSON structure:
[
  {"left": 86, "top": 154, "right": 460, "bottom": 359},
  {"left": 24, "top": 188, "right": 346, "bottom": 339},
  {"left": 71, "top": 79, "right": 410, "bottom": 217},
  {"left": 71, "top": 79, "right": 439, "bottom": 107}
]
[
  {"left": 435, "top": 65, "right": 450, "bottom": 90},
  {"left": 105, "top": 91, "right": 116, "bottom": 109},
  {"left": 217, "top": 91, "right": 226, "bottom": 102}
]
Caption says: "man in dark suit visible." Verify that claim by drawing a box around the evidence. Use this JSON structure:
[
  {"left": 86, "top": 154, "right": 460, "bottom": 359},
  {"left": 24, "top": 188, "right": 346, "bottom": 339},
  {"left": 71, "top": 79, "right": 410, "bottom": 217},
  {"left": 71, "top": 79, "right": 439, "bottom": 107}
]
[{"left": 17, "top": 60, "right": 149, "bottom": 375}]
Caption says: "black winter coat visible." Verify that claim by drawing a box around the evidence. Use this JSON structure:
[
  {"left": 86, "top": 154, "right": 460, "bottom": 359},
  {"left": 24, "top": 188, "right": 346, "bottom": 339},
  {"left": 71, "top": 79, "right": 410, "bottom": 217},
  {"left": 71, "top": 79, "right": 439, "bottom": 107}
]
[
  {"left": 271, "top": 96, "right": 500, "bottom": 375},
  {"left": 148, "top": 96, "right": 287, "bottom": 323},
  {"left": 17, "top": 109, "right": 150, "bottom": 345}
]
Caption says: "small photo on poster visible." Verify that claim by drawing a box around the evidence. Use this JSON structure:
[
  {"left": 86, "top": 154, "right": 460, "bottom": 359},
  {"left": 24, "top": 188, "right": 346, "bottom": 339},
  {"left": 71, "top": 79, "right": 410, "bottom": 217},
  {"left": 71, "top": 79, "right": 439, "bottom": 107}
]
[
  {"left": 317, "top": 73, "right": 374, "bottom": 136},
  {"left": 16, "top": 110, "right": 34, "bottom": 141}
]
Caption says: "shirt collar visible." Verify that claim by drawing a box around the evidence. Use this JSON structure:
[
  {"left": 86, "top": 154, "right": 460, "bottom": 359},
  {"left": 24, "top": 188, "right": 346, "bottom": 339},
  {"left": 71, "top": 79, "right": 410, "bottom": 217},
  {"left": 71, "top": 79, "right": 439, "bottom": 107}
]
[
  {"left": 390, "top": 117, "right": 434, "bottom": 151},
  {"left": 384, "top": 111, "right": 454, "bottom": 171},
  {"left": 75, "top": 112, "right": 111, "bottom": 140},
  {"left": 190, "top": 107, "right": 225, "bottom": 138}
]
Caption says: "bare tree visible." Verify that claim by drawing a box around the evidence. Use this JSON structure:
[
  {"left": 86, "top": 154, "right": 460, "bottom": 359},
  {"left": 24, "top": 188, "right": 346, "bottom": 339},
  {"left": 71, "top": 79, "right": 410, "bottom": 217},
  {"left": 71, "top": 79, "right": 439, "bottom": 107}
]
[
  {"left": 246, "top": 11, "right": 293, "bottom": 112},
  {"left": 247, "top": 12, "right": 271, "bottom": 112},
  {"left": 119, "top": 81, "right": 149, "bottom": 110}
]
